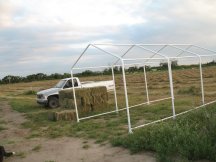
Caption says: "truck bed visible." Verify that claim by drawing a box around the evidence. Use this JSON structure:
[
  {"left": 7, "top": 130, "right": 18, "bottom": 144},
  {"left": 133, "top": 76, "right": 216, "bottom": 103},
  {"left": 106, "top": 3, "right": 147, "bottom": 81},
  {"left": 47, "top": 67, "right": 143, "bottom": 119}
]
[{"left": 81, "top": 80, "right": 114, "bottom": 91}]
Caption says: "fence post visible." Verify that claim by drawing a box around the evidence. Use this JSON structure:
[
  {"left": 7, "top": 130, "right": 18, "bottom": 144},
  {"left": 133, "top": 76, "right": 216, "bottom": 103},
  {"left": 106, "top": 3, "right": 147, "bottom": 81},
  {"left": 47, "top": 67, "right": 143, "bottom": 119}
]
[
  {"left": 198, "top": 57, "right": 205, "bottom": 104},
  {"left": 71, "top": 70, "right": 80, "bottom": 122},
  {"left": 167, "top": 59, "right": 176, "bottom": 119},
  {"left": 121, "top": 60, "right": 132, "bottom": 133},
  {"left": 111, "top": 66, "right": 119, "bottom": 113},
  {"left": 143, "top": 65, "right": 150, "bottom": 104}
]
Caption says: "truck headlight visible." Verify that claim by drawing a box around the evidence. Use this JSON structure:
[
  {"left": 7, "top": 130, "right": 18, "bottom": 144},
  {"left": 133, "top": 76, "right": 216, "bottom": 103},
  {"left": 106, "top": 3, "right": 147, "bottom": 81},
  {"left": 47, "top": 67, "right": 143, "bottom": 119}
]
[{"left": 37, "top": 94, "right": 45, "bottom": 99}]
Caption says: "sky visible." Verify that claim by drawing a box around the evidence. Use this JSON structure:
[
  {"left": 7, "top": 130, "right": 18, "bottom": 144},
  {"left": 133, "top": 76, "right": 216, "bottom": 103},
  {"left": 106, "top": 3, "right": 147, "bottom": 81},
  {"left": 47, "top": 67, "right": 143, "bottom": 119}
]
[{"left": 1, "top": 0, "right": 216, "bottom": 78}]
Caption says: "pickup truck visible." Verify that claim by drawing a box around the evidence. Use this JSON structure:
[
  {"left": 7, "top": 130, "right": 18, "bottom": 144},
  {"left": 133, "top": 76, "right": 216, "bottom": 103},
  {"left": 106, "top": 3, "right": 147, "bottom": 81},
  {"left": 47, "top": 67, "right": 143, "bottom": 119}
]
[{"left": 36, "top": 77, "right": 114, "bottom": 108}]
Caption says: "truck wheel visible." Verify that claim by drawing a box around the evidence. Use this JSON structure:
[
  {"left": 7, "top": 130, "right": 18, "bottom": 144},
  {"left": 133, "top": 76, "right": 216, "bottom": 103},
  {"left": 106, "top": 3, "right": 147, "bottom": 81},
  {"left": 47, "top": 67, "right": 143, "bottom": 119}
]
[{"left": 48, "top": 97, "right": 59, "bottom": 108}]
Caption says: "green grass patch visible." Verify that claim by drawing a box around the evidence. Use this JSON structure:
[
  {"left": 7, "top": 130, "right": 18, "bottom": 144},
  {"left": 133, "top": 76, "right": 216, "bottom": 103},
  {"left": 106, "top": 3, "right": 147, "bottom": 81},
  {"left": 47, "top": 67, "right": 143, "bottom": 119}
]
[
  {"left": 111, "top": 105, "right": 216, "bottom": 162},
  {"left": 9, "top": 96, "right": 216, "bottom": 162},
  {"left": 23, "top": 90, "right": 37, "bottom": 95},
  {"left": 10, "top": 98, "right": 128, "bottom": 139},
  {"left": 10, "top": 98, "right": 43, "bottom": 113}
]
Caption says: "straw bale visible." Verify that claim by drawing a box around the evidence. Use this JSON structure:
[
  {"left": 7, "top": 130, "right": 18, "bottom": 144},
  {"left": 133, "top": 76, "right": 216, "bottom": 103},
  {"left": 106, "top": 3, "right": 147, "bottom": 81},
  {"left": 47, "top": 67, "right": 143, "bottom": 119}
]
[
  {"left": 48, "top": 112, "right": 56, "bottom": 121},
  {"left": 59, "top": 86, "right": 108, "bottom": 114},
  {"left": 48, "top": 110, "right": 76, "bottom": 121}
]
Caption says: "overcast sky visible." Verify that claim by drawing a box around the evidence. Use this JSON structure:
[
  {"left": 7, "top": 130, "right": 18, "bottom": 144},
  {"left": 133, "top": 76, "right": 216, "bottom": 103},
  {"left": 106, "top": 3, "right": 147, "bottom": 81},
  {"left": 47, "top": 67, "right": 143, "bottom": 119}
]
[{"left": 1, "top": 0, "right": 216, "bottom": 78}]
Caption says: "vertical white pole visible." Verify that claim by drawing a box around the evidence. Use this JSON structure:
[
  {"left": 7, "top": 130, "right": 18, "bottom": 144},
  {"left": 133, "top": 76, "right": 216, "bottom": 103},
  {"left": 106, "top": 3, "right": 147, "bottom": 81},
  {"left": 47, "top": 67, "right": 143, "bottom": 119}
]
[
  {"left": 198, "top": 57, "right": 205, "bottom": 104},
  {"left": 71, "top": 70, "right": 80, "bottom": 122},
  {"left": 143, "top": 65, "right": 150, "bottom": 104},
  {"left": 167, "top": 59, "right": 176, "bottom": 119},
  {"left": 111, "top": 66, "right": 119, "bottom": 113},
  {"left": 121, "top": 60, "right": 132, "bottom": 133}
]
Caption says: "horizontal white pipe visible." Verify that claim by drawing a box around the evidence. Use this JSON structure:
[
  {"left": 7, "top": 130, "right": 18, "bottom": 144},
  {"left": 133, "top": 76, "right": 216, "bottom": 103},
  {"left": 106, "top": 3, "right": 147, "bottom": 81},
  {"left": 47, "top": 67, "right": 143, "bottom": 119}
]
[
  {"left": 127, "top": 97, "right": 171, "bottom": 110},
  {"left": 123, "top": 54, "right": 216, "bottom": 62},
  {"left": 149, "top": 97, "right": 172, "bottom": 103},
  {"left": 174, "top": 99, "right": 216, "bottom": 117},
  {"left": 132, "top": 115, "right": 174, "bottom": 129},
  {"left": 72, "top": 62, "right": 159, "bottom": 70},
  {"left": 168, "top": 54, "right": 216, "bottom": 59},
  {"left": 79, "top": 97, "right": 171, "bottom": 121},
  {"left": 198, "top": 53, "right": 216, "bottom": 57},
  {"left": 92, "top": 44, "right": 192, "bottom": 46},
  {"left": 73, "top": 65, "right": 112, "bottom": 70},
  {"left": 79, "top": 109, "right": 118, "bottom": 121},
  {"left": 123, "top": 58, "right": 167, "bottom": 61},
  {"left": 73, "top": 53, "right": 216, "bottom": 70},
  {"left": 113, "top": 62, "right": 159, "bottom": 67},
  {"left": 132, "top": 99, "right": 216, "bottom": 130}
]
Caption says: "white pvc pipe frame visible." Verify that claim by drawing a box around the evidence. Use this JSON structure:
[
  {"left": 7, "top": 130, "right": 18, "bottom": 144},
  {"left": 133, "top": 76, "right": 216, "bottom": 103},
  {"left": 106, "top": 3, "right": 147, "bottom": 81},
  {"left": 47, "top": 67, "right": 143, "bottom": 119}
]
[{"left": 71, "top": 44, "right": 216, "bottom": 133}]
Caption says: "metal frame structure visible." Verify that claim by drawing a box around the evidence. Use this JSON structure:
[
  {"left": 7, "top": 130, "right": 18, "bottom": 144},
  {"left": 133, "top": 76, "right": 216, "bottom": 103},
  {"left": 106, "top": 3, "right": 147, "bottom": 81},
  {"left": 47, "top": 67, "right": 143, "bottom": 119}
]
[{"left": 71, "top": 44, "right": 216, "bottom": 133}]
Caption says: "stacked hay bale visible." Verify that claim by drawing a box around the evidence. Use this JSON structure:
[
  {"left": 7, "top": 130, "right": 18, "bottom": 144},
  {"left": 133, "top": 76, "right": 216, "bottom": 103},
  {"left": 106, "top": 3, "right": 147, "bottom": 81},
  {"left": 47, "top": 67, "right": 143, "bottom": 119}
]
[
  {"left": 59, "top": 86, "right": 108, "bottom": 114},
  {"left": 90, "top": 87, "right": 108, "bottom": 110}
]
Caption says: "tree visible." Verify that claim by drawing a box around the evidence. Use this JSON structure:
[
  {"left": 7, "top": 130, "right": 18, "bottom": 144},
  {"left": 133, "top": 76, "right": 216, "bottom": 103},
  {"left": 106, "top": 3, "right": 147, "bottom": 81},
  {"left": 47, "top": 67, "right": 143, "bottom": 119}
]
[
  {"left": 160, "top": 60, "right": 178, "bottom": 69},
  {"left": 2, "top": 75, "right": 23, "bottom": 83}
]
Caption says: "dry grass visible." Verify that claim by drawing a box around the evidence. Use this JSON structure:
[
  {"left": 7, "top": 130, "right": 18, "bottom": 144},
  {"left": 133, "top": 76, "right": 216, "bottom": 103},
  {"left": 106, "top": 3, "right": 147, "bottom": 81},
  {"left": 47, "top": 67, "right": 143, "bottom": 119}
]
[{"left": 1, "top": 66, "right": 216, "bottom": 126}]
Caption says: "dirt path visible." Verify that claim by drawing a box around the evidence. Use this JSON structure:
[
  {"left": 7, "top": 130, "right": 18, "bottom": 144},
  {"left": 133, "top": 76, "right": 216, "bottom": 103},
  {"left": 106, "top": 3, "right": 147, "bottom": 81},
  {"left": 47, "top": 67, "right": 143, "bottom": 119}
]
[
  {"left": 0, "top": 101, "right": 29, "bottom": 142},
  {"left": 0, "top": 101, "right": 156, "bottom": 162}
]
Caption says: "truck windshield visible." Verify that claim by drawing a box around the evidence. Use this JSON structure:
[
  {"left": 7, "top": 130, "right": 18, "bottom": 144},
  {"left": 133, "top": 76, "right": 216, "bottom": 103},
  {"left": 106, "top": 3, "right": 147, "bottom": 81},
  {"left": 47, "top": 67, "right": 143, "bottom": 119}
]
[{"left": 54, "top": 80, "right": 66, "bottom": 88}]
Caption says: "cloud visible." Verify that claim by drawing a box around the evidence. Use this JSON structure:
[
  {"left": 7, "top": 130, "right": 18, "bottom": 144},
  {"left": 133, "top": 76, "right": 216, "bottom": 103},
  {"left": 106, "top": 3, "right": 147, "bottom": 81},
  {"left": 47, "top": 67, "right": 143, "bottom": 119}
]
[
  {"left": 1, "top": 0, "right": 216, "bottom": 78},
  {"left": 1, "top": 0, "right": 147, "bottom": 28}
]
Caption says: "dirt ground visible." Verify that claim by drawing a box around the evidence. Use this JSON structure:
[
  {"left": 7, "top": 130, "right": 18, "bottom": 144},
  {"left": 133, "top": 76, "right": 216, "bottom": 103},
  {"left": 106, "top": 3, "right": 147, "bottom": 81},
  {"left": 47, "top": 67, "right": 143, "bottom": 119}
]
[{"left": 0, "top": 101, "right": 156, "bottom": 162}]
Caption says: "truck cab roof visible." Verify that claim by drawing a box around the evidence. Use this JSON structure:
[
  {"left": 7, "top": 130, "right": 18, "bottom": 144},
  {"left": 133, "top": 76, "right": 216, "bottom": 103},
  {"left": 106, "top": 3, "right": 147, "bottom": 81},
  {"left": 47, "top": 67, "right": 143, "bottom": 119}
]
[{"left": 62, "top": 77, "right": 78, "bottom": 81}]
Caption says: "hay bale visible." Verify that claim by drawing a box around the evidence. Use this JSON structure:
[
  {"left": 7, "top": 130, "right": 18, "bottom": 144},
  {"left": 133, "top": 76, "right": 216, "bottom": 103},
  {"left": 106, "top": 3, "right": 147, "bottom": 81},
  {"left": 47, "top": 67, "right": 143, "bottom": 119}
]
[
  {"left": 48, "top": 110, "right": 76, "bottom": 121},
  {"left": 59, "top": 86, "right": 108, "bottom": 114},
  {"left": 90, "top": 86, "right": 108, "bottom": 110},
  {"left": 48, "top": 112, "right": 56, "bottom": 121}
]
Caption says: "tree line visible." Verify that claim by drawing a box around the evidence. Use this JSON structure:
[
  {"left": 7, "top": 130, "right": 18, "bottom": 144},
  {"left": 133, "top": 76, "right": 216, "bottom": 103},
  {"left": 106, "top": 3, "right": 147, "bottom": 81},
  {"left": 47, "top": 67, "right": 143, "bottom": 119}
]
[{"left": 1, "top": 60, "right": 216, "bottom": 84}]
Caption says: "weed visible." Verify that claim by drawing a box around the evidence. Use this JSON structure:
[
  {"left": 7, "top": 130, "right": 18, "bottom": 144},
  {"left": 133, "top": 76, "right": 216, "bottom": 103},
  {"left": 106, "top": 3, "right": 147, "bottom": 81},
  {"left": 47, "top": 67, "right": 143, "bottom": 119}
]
[
  {"left": 32, "top": 145, "right": 42, "bottom": 152},
  {"left": 0, "top": 125, "right": 6, "bottom": 131},
  {"left": 82, "top": 140, "right": 88, "bottom": 144},
  {"left": 23, "top": 90, "right": 37, "bottom": 95},
  {"left": 0, "top": 120, "right": 6, "bottom": 124},
  {"left": 6, "top": 140, "right": 15, "bottom": 144},
  {"left": 82, "top": 144, "right": 90, "bottom": 149},
  {"left": 15, "top": 152, "right": 26, "bottom": 158}
]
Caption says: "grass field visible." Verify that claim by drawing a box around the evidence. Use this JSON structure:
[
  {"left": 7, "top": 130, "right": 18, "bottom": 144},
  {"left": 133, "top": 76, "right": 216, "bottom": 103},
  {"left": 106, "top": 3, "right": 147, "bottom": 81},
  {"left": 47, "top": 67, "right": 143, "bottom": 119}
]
[{"left": 1, "top": 65, "right": 216, "bottom": 162}]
